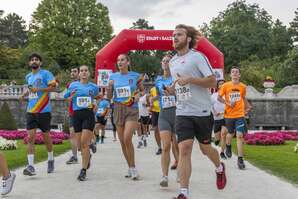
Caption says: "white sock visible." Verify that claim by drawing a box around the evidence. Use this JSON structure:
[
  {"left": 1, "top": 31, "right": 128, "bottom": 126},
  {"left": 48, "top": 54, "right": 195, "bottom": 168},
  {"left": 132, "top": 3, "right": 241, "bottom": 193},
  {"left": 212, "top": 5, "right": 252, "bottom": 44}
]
[
  {"left": 48, "top": 151, "right": 54, "bottom": 161},
  {"left": 216, "top": 163, "right": 223, "bottom": 173},
  {"left": 180, "top": 188, "right": 189, "bottom": 197},
  {"left": 28, "top": 154, "right": 34, "bottom": 166}
]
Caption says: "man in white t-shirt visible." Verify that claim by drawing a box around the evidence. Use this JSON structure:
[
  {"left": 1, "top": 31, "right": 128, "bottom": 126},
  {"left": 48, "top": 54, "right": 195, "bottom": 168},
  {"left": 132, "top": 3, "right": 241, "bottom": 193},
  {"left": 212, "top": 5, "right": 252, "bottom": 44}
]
[{"left": 137, "top": 90, "right": 150, "bottom": 148}]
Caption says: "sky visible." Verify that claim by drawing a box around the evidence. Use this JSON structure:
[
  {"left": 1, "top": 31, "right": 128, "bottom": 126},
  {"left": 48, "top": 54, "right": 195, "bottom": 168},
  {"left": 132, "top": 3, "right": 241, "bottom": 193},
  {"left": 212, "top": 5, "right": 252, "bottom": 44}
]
[{"left": 1, "top": 0, "right": 298, "bottom": 34}]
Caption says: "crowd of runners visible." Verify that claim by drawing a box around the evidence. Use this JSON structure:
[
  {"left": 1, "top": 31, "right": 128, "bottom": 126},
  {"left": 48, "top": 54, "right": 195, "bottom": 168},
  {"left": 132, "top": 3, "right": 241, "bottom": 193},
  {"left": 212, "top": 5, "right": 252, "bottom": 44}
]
[{"left": 0, "top": 24, "right": 252, "bottom": 199}]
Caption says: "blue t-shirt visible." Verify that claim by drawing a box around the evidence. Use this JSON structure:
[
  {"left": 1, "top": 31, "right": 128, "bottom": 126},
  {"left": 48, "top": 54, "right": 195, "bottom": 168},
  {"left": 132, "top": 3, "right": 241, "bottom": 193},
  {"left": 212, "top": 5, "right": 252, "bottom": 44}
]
[
  {"left": 64, "top": 81, "right": 99, "bottom": 111},
  {"left": 25, "top": 69, "right": 56, "bottom": 113},
  {"left": 109, "top": 71, "right": 142, "bottom": 108},
  {"left": 96, "top": 99, "right": 110, "bottom": 117},
  {"left": 155, "top": 75, "right": 176, "bottom": 109}
]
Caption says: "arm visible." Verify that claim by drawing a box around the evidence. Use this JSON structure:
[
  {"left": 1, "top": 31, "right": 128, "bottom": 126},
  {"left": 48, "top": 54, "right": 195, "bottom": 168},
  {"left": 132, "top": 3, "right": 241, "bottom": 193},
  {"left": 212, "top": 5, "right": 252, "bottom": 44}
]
[
  {"left": 189, "top": 75, "right": 217, "bottom": 88},
  {"left": 107, "top": 80, "right": 114, "bottom": 100},
  {"left": 244, "top": 97, "right": 252, "bottom": 114}
]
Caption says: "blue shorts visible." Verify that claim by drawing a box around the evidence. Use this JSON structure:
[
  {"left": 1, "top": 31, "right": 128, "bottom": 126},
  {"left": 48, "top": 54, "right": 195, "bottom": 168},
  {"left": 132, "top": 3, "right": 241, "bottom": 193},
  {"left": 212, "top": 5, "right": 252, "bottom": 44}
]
[{"left": 225, "top": 117, "right": 246, "bottom": 134}]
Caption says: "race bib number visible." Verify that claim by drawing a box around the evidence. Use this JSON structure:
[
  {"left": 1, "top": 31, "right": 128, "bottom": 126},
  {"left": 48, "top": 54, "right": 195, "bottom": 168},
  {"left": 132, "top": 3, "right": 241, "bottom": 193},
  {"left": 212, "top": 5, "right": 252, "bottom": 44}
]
[
  {"left": 175, "top": 84, "right": 191, "bottom": 101},
  {"left": 116, "top": 86, "right": 131, "bottom": 98},
  {"left": 28, "top": 92, "right": 38, "bottom": 99},
  {"left": 229, "top": 92, "right": 241, "bottom": 103},
  {"left": 77, "top": 97, "right": 92, "bottom": 108},
  {"left": 162, "top": 96, "right": 176, "bottom": 108}
]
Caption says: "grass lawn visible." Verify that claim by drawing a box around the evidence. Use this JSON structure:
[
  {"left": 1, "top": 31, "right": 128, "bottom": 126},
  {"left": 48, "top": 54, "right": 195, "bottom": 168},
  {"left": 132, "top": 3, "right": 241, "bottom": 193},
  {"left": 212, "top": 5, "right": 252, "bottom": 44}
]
[
  {"left": 2, "top": 140, "right": 70, "bottom": 169},
  {"left": 232, "top": 140, "right": 298, "bottom": 185}
]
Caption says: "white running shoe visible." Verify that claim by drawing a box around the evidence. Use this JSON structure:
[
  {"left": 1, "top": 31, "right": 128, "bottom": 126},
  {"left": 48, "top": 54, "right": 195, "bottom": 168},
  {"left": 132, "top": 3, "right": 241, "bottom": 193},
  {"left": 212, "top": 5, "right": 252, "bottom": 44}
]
[
  {"left": 125, "top": 168, "right": 132, "bottom": 178},
  {"left": 131, "top": 168, "right": 139, "bottom": 180},
  {"left": 160, "top": 176, "right": 168, "bottom": 187},
  {"left": 1, "top": 172, "right": 16, "bottom": 195}
]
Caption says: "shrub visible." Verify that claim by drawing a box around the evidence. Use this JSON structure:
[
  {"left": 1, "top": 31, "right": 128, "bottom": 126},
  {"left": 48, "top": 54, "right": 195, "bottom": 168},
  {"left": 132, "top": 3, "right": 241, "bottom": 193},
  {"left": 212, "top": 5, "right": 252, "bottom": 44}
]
[{"left": 0, "top": 102, "right": 17, "bottom": 130}]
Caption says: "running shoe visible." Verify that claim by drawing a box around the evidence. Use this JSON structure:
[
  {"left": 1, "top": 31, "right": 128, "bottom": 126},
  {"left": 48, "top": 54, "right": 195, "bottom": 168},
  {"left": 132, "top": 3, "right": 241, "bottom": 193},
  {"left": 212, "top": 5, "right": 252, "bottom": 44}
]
[
  {"left": 220, "top": 152, "right": 227, "bottom": 160},
  {"left": 89, "top": 143, "right": 97, "bottom": 153},
  {"left": 1, "top": 172, "right": 16, "bottom": 195},
  {"left": 214, "top": 140, "right": 220, "bottom": 146},
  {"left": 172, "top": 194, "right": 188, "bottom": 199},
  {"left": 23, "top": 165, "right": 36, "bottom": 176},
  {"left": 131, "top": 168, "right": 139, "bottom": 180},
  {"left": 66, "top": 156, "right": 78, "bottom": 164},
  {"left": 125, "top": 168, "right": 132, "bottom": 178},
  {"left": 225, "top": 145, "right": 232, "bottom": 158},
  {"left": 171, "top": 161, "right": 178, "bottom": 170},
  {"left": 160, "top": 176, "right": 168, "bottom": 187},
  {"left": 216, "top": 162, "right": 227, "bottom": 190},
  {"left": 156, "top": 148, "right": 162, "bottom": 155},
  {"left": 143, "top": 139, "right": 147, "bottom": 147},
  {"left": 77, "top": 169, "right": 86, "bottom": 181},
  {"left": 137, "top": 141, "right": 143, "bottom": 149},
  {"left": 47, "top": 160, "right": 55, "bottom": 173},
  {"left": 237, "top": 157, "right": 246, "bottom": 170}
]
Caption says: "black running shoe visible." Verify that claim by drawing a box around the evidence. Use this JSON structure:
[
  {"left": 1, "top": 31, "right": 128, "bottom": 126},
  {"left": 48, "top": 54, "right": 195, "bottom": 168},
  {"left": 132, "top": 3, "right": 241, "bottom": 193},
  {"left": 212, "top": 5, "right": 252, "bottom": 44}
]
[
  {"left": 89, "top": 143, "right": 97, "bottom": 153},
  {"left": 156, "top": 148, "right": 162, "bottom": 155},
  {"left": 225, "top": 145, "right": 232, "bottom": 158},
  {"left": 77, "top": 169, "right": 86, "bottom": 181},
  {"left": 237, "top": 157, "right": 246, "bottom": 170},
  {"left": 220, "top": 152, "right": 227, "bottom": 160},
  {"left": 214, "top": 140, "right": 220, "bottom": 146}
]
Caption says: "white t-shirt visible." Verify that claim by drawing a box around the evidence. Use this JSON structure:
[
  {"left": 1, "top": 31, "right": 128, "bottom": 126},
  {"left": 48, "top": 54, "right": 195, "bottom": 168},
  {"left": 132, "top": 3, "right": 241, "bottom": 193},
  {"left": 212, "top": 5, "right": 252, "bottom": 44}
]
[
  {"left": 169, "top": 50, "right": 214, "bottom": 117},
  {"left": 138, "top": 94, "right": 149, "bottom": 117},
  {"left": 211, "top": 92, "right": 224, "bottom": 120}
]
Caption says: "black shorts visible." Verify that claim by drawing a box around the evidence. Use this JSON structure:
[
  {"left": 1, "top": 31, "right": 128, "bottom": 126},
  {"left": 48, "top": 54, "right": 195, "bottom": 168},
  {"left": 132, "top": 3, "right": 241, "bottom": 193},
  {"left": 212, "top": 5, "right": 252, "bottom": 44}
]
[
  {"left": 73, "top": 109, "right": 95, "bottom": 133},
  {"left": 69, "top": 116, "right": 74, "bottom": 128},
  {"left": 213, "top": 119, "right": 225, "bottom": 133},
  {"left": 96, "top": 116, "right": 107, "bottom": 125},
  {"left": 151, "top": 111, "right": 159, "bottom": 127},
  {"left": 175, "top": 115, "right": 214, "bottom": 144},
  {"left": 139, "top": 116, "right": 150, "bottom": 125},
  {"left": 26, "top": 112, "right": 51, "bottom": 133}
]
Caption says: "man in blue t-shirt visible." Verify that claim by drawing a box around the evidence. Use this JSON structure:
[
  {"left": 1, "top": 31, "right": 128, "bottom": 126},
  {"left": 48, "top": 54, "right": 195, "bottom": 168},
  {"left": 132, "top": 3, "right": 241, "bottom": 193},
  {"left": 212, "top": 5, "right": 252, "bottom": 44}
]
[
  {"left": 94, "top": 98, "right": 110, "bottom": 144},
  {"left": 20, "top": 53, "right": 57, "bottom": 176}
]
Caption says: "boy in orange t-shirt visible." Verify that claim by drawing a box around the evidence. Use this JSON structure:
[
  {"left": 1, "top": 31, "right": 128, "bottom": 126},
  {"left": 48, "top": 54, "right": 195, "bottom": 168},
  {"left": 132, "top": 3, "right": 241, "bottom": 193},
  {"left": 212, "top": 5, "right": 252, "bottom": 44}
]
[{"left": 218, "top": 66, "right": 251, "bottom": 170}]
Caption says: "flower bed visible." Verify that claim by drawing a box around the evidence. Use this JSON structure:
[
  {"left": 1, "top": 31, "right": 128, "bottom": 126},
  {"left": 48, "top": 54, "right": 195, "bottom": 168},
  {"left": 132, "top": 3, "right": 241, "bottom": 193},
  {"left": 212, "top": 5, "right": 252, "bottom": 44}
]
[
  {"left": 0, "top": 137, "right": 17, "bottom": 150},
  {"left": 245, "top": 131, "right": 298, "bottom": 145}
]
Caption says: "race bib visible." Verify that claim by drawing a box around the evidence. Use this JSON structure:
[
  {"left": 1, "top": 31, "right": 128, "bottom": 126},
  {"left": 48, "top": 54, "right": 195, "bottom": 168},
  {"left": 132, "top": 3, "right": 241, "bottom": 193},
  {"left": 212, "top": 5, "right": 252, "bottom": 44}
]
[
  {"left": 229, "top": 92, "right": 241, "bottom": 103},
  {"left": 175, "top": 84, "right": 191, "bottom": 101},
  {"left": 77, "top": 96, "right": 92, "bottom": 108},
  {"left": 116, "top": 86, "right": 131, "bottom": 98},
  {"left": 162, "top": 96, "right": 176, "bottom": 108},
  {"left": 28, "top": 92, "right": 38, "bottom": 99}
]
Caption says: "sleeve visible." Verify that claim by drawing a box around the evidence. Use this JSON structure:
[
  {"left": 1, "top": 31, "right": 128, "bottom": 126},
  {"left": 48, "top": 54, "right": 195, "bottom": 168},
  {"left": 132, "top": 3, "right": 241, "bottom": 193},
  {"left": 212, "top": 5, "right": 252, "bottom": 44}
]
[
  {"left": 194, "top": 53, "right": 214, "bottom": 77},
  {"left": 93, "top": 84, "right": 99, "bottom": 97},
  {"left": 64, "top": 83, "right": 74, "bottom": 98},
  {"left": 45, "top": 71, "right": 56, "bottom": 86}
]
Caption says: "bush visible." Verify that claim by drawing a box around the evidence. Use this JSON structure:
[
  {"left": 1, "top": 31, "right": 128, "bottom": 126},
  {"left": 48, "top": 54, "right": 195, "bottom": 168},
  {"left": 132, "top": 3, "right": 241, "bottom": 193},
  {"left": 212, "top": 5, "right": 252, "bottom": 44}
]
[{"left": 0, "top": 102, "right": 17, "bottom": 130}]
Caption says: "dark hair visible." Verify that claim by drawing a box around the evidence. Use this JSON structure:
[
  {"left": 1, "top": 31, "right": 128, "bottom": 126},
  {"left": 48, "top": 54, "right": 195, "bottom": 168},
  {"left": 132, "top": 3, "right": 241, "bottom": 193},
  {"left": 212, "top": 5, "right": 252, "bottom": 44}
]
[
  {"left": 28, "top": 53, "right": 42, "bottom": 62},
  {"left": 217, "top": 79, "right": 225, "bottom": 88},
  {"left": 71, "top": 66, "right": 79, "bottom": 72},
  {"left": 230, "top": 66, "right": 241, "bottom": 73},
  {"left": 175, "top": 24, "right": 202, "bottom": 49}
]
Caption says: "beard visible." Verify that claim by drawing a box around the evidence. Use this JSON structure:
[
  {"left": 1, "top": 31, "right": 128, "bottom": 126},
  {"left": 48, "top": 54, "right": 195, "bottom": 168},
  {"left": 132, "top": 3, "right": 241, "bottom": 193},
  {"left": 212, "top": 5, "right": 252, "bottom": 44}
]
[{"left": 173, "top": 38, "right": 188, "bottom": 51}]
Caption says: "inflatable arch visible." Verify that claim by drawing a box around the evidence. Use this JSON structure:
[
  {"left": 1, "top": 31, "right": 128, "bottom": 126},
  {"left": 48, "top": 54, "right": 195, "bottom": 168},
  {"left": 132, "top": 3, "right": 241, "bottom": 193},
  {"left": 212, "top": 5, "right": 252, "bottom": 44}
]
[{"left": 95, "top": 29, "right": 224, "bottom": 83}]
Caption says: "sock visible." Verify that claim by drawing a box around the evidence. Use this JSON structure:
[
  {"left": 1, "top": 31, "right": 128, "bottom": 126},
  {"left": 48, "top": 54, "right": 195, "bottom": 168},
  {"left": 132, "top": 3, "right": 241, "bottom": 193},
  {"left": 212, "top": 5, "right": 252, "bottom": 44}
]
[
  {"left": 28, "top": 154, "right": 34, "bottom": 166},
  {"left": 48, "top": 151, "right": 54, "bottom": 161},
  {"left": 216, "top": 163, "right": 223, "bottom": 173},
  {"left": 238, "top": 156, "right": 243, "bottom": 161},
  {"left": 180, "top": 188, "right": 189, "bottom": 197}
]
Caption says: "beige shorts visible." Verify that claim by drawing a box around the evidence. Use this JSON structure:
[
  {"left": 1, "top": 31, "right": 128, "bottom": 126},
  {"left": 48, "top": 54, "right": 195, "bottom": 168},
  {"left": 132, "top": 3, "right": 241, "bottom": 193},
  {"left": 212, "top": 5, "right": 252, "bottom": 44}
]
[{"left": 113, "top": 103, "right": 139, "bottom": 127}]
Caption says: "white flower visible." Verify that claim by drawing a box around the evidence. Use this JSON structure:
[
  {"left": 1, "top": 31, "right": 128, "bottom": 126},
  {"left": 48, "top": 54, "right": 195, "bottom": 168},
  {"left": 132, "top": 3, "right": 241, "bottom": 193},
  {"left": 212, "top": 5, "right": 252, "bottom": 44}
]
[
  {"left": 294, "top": 143, "right": 298, "bottom": 153},
  {"left": 0, "top": 137, "right": 17, "bottom": 150}
]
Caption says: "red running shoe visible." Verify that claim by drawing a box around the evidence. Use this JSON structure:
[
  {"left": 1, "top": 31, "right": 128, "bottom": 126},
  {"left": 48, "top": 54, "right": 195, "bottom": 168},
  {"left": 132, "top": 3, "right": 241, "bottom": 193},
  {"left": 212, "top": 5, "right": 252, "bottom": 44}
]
[
  {"left": 216, "top": 162, "right": 227, "bottom": 190},
  {"left": 172, "top": 194, "right": 188, "bottom": 199}
]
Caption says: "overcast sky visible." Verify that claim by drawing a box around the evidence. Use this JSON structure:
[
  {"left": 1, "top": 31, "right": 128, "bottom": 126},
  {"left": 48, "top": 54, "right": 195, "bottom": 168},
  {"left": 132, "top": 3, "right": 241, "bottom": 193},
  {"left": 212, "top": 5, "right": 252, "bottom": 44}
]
[{"left": 1, "top": 0, "right": 297, "bottom": 34}]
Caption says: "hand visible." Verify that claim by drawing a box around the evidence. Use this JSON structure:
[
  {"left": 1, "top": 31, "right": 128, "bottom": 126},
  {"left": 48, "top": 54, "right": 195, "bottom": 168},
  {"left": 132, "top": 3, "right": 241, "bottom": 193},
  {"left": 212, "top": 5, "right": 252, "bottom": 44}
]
[
  {"left": 175, "top": 73, "right": 191, "bottom": 86},
  {"left": 108, "top": 80, "right": 114, "bottom": 89},
  {"left": 30, "top": 87, "right": 39, "bottom": 93}
]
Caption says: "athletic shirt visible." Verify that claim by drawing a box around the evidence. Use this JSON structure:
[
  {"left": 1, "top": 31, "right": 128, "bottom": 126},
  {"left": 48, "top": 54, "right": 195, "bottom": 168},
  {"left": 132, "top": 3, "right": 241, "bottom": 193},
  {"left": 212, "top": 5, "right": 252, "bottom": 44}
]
[
  {"left": 109, "top": 71, "right": 142, "bottom": 108},
  {"left": 138, "top": 94, "right": 149, "bottom": 117},
  {"left": 96, "top": 99, "right": 110, "bottom": 117},
  {"left": 64, "top": 81, "right": 99, "bottom": 111},
  {"left": 155, "top": 75, "right": 176, "bottom": 109},
  {"left": 169, "top": 50, "right": 214, "bottom": 117},
  {"left": 66, "top": 80, "right": 79, "bottom": 116},
  {"left": 211, "top": 92, "right": 224, "bottom": 120},
  {"left": 25, "top": 69, "right": 56, "bottom": 113},
  {"left": 149, "top": 87, "right": 160, "bottom": 112}
]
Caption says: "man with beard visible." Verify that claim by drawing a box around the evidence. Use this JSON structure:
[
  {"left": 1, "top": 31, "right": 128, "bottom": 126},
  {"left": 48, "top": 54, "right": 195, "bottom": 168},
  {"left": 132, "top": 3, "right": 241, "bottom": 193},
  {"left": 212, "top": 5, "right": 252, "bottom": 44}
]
[
  {"left": 20, "top": 53, "right": 57, "bottom": 176},
  {"left": 169, "top": 25, "right": 227, "bottom": 199}
]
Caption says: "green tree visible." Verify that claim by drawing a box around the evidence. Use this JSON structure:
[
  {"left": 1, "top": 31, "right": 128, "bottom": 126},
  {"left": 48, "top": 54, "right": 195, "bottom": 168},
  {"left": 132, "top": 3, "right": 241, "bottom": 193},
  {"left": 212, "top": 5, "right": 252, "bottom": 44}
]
[
  {"left": 130, "top": 18, "right": 154, "bottom": 30},
  {"left": 0, "top": 45, "right": 22, "bottom": 79},
  {"left": 0, "top": 102, "right": 17, "bottom": 130},
  {"left": 289, "top": 8, "right": 298, "bottom": 43},
  {"left": 29, "top": 0, "right": 113, "bottom": 70},
  {"left": 0, "top": 12, "right": 28, "bottom": 48},
  {"left": 278, "top": 47, "right": 298, "bottom": 86}
]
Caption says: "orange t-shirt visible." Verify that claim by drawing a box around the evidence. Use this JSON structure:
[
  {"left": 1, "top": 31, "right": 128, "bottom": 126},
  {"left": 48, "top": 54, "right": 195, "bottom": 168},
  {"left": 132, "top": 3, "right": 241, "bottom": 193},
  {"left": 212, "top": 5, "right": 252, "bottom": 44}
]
[{"left": 219, "top": 81, "right": 246, "bottom": 118}]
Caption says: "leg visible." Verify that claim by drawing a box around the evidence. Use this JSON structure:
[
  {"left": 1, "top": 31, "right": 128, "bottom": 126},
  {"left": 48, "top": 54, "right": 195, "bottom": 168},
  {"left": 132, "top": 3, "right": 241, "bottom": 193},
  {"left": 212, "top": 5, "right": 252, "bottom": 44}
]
[
  {"left": 199, "top": 143, "right": 220, "bottom": 167},
  {"left": 117, "top": 125, "right": 130, "bottom": 166},
  {"left": 80, "top": 130, "right": 93, "bottom": 169},
  {"left": 27, "top": 129, "right": 36, "bottom": 156},
  {"left": 160, "top": 131, "right": 172, "bottom": 177},
  {"left": 43, "top": 132, "right": 53, "bottom": 153},
  {"left": 0, "top": 153, "right": 9, "bottom": 178},
  {"left": 220, "top": 126, "right": 228, "bottom": 153},
  {"left": 236, "top": 133, "right": 244, "bottom": 157},
  {"left": 69, "top": 128, "right": 78, "bottom": 157},
  {"left": 178, "top": 140, "right": 194, "bottom": 189},
  {"left": 123, "top": 121, "right": 138, "bottom": 167},
  {"left": 171, "top": 134, "right": 179, "bottom": 165}
]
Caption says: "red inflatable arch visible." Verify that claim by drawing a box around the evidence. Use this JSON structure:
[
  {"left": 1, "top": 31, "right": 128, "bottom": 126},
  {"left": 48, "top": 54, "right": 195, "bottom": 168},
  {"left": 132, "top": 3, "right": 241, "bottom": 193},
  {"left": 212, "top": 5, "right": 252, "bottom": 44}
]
[{"left": 95, "top": 29, "right": 224, "bottom": 82}]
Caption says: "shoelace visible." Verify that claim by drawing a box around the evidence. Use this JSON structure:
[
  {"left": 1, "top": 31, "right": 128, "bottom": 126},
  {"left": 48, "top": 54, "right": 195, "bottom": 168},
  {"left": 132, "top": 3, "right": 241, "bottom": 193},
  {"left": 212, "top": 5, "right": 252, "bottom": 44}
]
[{"left": 2, "top": 180, "right": 6, "bottom": 188}]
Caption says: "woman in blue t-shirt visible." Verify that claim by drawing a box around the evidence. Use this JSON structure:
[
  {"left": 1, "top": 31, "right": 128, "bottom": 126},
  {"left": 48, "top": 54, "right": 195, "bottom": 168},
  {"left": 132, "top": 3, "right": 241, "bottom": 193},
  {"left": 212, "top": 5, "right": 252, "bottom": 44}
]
[
  {"left": 64, "top": 65, "right": 100, "bottom": 181},
  {"left": 107, "top": 54, "right": 143, "bottom": 180}
]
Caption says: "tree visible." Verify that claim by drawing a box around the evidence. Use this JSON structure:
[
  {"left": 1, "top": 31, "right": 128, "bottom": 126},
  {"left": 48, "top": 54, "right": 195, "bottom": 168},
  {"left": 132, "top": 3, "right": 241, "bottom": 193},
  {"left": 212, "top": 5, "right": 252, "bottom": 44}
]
[
  {"left": 289, "top": 8, "right": 298, "bottom": 44},
  {"left": 0, "top": 102, "right": 17, "bottom": 130},
  {"left": 29, "top": 0, "right": 113, "bottom": 70},
  {"left": 278, "top": 47, "right": 298, "bottom": 86},
  {"left": 130, "top": 18, "right": 154, "bottom": 30},
  {"left": 0, "top": 12, "right": 28, "bottom": 48}
]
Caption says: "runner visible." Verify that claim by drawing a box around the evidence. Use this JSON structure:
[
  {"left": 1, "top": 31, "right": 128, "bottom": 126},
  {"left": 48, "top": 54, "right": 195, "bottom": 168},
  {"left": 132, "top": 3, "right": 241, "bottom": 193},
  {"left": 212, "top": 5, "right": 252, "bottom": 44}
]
[
  {"left": 66, "top": 67, "right": 79, "bottom": 164},
  {"left": 149, "top": 86, "right": 162, "bottom": 155},
  {"left": 20, "top": 53, "right": 57, "bottom": 176},
  {"left": 107, "top": 53, "right": 143, "bottom": 180},
  {"left": 169, "top": 24, "right": 227, "bottom": 199},
  {"left": 64, "top": 65, "right": 100, "bottom": 181},
  {"left": 94, "top": 96, "right": 110, "bottom": 144},
  {"left": 211, "top": 79, "right": 228, "bottom": 159},
  {"left": 218, "top": 66, "right": 252, "bottom": 169},
  {"left": 137, "top": 90, "right": 150, "bottom": 148},
  {"left": 155, "top": 54, "right": 179, "bottom": 187},
  {"left": 0, "top": 153, "right": 16, "bottom": 195}
]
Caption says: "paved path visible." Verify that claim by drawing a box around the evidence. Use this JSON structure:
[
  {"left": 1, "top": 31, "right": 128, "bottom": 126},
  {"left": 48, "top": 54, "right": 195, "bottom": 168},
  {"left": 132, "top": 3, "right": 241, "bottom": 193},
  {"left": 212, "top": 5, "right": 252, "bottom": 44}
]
[{"left": 9, "top": 131, "right": 298, "bottom": 199}]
